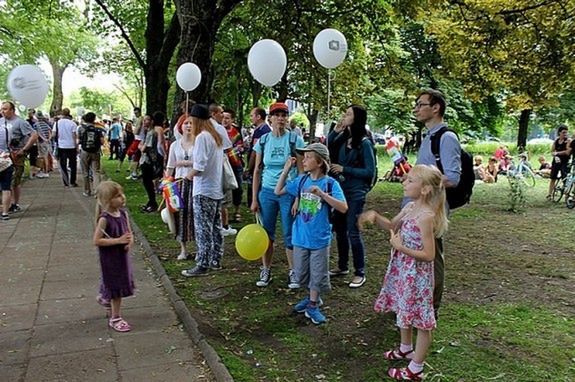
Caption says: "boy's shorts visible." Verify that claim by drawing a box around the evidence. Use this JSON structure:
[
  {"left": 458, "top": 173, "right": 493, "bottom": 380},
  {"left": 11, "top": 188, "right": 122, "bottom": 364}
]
[
  {"left": 11, "top": 154, "right": 26, "bottom": 187},
  {"left": 293, "top": 246, "right": 331, "bottom": 294},
  {"left": 0, "top": 166, "right": 14, "bottom": 191}
]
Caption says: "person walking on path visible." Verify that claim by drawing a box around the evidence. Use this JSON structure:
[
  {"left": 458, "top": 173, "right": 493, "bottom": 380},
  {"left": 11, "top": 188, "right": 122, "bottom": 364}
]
[
  {"left": 79, "top": 112, "right": 105, "bottom": 197},
  {"left": 54, "top": 108, "right": 79, "bottom": 188},
  {"left": 359, "top": 164, "right": 448, "bottom": 381},
  {"left": 93, "top": 181, "right": 135, "bottom": 332}
]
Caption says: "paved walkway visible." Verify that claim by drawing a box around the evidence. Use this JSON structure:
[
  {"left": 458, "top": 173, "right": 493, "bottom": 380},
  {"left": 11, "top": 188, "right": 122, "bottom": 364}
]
[{"left": 0, "top": 172, "right": 217, "bottom": 381}]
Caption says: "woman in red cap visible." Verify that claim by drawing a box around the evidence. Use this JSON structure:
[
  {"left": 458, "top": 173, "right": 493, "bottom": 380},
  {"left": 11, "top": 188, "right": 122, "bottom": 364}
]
[{"left": 251, "top": 102, "right": 305, "bottom": 288}]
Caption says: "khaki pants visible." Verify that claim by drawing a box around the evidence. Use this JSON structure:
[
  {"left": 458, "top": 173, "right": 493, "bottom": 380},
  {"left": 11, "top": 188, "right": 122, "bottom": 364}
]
[{"left": 80, "top": 151, "right": 101, "bottom": 194}]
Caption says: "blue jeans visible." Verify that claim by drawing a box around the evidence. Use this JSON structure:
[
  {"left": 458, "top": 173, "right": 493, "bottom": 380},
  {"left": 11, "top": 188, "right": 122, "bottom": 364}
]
[
  {"left": 333, "top": 198, "right": 366, "bottom": 276},
  {"left": 258, "top": 187, "right": 294, "bottom": 249}
]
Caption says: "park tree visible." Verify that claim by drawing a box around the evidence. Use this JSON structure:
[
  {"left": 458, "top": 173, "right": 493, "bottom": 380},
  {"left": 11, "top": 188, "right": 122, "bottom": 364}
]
[
  {"left": 0, "top": 0, "right": 99, "bottom": 114},
  {"left": 412, "top": 0, "right": 575, "bottom": 148}
]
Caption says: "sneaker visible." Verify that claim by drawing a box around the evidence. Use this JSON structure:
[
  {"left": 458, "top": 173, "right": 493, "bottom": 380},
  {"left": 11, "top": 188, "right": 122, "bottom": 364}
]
[
  {"left": 82, "top": 191, "right": 91, "bottom": 197},
  {"left": 36, "top": 171, "right": 49, "bottom": 178},
  {"left": 209, "top": 260, "right": 223, "bottom": 270},
  {"left": 177, "top": 252, "right": 188, "bottom": 261},
  {"left": 221, "top": 226, "right": 238, "bottom": 236},
  {"left": 349, "top": 275, "right": 366, "bottom": 288},
  {"left": 181, "top": 265, "right": 208, "bottom": 277},
  {"left": 329, "top": 268, "right": 349, "bottom": 277},
  {"left": 305, "top": 306, "right": 327, "bottom": 325},
  {"left": 8, "top": 204, "right": 21, "bottom": 213},
  {"left": 288, "top": 269, "right": 300, "bottom": 289},
  {"left": 256, "top": 267, "right": 272, "bottom": 287},
  {"left": 293, "top": 297, "right": 323, "bottom": 313},
  {"left": 1, "top": 213, "right": 9, "bottom": 221}
]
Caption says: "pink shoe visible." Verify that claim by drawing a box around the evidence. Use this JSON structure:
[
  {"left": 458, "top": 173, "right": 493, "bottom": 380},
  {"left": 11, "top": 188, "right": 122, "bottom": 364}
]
[{"left": 109, "top": 317, "right": 131, "bottom": 332}]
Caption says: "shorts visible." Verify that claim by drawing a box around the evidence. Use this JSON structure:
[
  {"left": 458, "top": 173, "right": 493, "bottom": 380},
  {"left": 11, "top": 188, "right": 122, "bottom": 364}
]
[
  {"left": 293, "top": 246, "right": 331, "bottom": 293},
  {"left": 37, "top": 141, "right": 51, "bottom": 157},
  {"left": 11, "top": 154, "right": 26, "bottom": 187},
  {"left": 550, "top": 161, "right": 568, "bottom": 180},
  {"left": 257, "top": 187, "right": 294, "bottom": 248},
  {"left": 222, "top": 190, "right": 232, "bottom": 206},
  {"left": 28, "top": 145, "right": 39, "bottom": 167},
  {"left": 0, "top": 166, "right": 14, "bottom": 191}
]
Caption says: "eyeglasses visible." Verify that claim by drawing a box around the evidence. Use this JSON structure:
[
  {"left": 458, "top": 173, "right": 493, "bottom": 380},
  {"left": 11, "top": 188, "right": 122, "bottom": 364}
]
[{"left": 414, "top": 102, "right": 431, "bottom": 109}]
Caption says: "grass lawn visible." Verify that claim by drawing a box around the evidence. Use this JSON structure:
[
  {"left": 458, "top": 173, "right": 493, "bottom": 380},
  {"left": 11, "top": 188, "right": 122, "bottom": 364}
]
[{"left": 103, "top": 158, "right": 575, "bottom": 382}]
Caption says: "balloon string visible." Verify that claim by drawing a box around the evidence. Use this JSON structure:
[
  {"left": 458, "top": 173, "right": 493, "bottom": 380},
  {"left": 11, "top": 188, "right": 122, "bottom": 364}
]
[
  {"left": 327, "top": 69, "right": 331, "bottom": 116},
  {"left": 255, "top": 213, "right": 263, "bottom": 226}
]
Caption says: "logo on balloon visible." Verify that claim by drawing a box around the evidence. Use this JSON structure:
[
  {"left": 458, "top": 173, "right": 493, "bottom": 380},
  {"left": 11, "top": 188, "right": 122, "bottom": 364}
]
[{"left": 328, "top": 40, "right": 340, "bottom": 51}]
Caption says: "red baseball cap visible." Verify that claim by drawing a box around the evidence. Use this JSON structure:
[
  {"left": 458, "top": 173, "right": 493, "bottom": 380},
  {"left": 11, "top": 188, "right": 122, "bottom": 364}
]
[{"left": 269, "top": 102, "right": 289, "bottom": 115}]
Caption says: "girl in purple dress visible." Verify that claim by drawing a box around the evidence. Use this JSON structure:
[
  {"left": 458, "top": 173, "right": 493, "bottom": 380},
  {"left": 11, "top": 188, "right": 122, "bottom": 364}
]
[
  {"left": 93, "top": 181, "right": 135, "bottom": 332},
  {"left": 358, "top": 165, "right": 448, "bottom": 381}
]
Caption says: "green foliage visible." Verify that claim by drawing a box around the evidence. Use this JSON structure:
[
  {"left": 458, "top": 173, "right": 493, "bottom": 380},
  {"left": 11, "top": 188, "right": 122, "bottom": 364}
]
[
  {"left": 68, "top": 87, "right": 132, "bottom": 118},
  {"left": 289, "top": 112, "right": 310, "bottom": 129}
]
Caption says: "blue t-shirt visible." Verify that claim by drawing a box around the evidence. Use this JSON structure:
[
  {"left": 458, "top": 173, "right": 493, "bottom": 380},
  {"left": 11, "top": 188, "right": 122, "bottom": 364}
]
[
  {"left": 254, "top": 131, "right": 305, "bottom": 189},
  {"left": 286, "top": 174, "right": 346, "bottom": 250},
  {"left": 109, "top": 123, "right": 122, "bottom": 140}
]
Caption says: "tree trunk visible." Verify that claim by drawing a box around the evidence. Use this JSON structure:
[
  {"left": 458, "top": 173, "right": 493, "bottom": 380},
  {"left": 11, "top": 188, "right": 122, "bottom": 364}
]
[
  {"left": 517, "top": 108, "right": 531, "bottom": 151},
  {"left": 307, "top": 108, "right": 319, "bottom": 140},
  {"left": 170, "top": 0, "right": 242, "bottom": 121},
  {"left": 49, "top": 60, "right": 66, "bottom": 115}
]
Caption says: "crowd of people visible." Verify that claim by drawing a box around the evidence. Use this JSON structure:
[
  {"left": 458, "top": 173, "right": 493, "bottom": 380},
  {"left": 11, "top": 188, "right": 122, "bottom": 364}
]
[{"left": 8, "top": 89, "right": 573, "bottom": 380}]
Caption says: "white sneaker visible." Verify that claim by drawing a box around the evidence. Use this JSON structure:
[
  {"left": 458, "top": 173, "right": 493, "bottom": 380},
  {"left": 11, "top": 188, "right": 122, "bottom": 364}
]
[
  {"left": 221, "top": 226, "right": 238, "bottom": 236},
  {"left": 36, "top": 172, "right": 49, "bottom": 178},
  {"left": 288, "top": 269, "right": 300, "bottom": 289},
  {"left": 177, "top": 252, "right": 188, "bottom": 261}
]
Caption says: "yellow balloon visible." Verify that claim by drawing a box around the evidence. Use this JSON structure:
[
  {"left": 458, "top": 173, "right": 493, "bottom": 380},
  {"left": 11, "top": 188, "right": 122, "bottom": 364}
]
[{"left": 235, "top": 224, "right": 269, "bottom": 261}]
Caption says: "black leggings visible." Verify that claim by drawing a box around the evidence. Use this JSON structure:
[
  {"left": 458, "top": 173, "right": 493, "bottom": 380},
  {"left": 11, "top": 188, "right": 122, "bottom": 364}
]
[{"left": 140, "top": 163, "right": 158, "bottom": 209}]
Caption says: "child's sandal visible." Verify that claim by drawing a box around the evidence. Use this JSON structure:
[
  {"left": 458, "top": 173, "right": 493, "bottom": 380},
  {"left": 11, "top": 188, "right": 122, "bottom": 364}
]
[
  {"left": 109, "top": 317, "right": 131, "bottom": 332},
  {"left": 234, "top": 213, "right": 242, "bottom": 222},
  {"left": 387, "top": 366, "right": 423, "bottom": 381},
  {"left": 383, "top": 348, "right": 414, "bottom": 360}
]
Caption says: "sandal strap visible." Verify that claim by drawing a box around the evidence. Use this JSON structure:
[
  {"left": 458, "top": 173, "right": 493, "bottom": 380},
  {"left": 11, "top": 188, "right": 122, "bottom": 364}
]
[
  {"left": 384, "top": 348, "right": 413, "bottom": 360},
  {"left": 109, "top": 317, "right": 131, "bottom": 332},
  {"left": 387, "top": 366, "right": 423, "bottom": 381}
]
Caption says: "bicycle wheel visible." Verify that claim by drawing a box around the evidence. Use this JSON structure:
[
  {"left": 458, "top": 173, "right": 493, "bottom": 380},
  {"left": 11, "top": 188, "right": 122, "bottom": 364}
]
[
  {"left": 522, "top": 168, "right": 536, "bottom": 187},
  {"left": 551, "top": 182, "right": 564, "bottom": 203}
]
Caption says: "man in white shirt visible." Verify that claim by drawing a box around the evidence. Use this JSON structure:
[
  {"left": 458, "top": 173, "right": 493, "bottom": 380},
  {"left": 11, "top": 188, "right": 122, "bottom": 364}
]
[{"left": 53, "top": 108, "right": 79, "bottom": 187}]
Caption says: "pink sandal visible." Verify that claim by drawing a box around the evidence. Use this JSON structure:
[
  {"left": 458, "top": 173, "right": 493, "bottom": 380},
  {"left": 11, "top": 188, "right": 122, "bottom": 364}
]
[
  {"left": 387, "top": 366, "right": 423, "bottom": 381},
  {"left": 384, "top": 348, "right": 414, "bottom": 360},
  {"left": 109, "top": 317, "right": 131, "bottom": 332},
  {"left": 96, "top": 296, "right": 111, "bottom": 308}
]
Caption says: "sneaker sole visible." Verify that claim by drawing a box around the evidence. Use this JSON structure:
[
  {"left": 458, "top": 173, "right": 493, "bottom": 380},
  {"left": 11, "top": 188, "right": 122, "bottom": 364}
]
[
  {"left": 181, "top": 270, "right": 208, "bottom": 277},
  {"left": 349, "top": 277, "right": 366, "bottom": 288},
  {"left": 329, "top": 270, "right": 349, "bottom": 276},
  {"left": 256, "top": 278, "right": 272, "bottom": 287}
]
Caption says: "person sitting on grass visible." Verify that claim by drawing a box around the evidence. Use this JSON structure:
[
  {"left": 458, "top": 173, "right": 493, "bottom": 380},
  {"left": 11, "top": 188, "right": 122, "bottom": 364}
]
[
  {"left": 358, "top": 164, "right": 448, "bottom": 381},
  {"left": 483, "top": 157, "right": 498, "bottom": 183},
  {"left": 473, "top": 155, "right": 486, "bottom": 181},
  {"left": 274, "top": 143, "right": 347, "bottom": 325},
  {"left": 535, "top": 156, "right": 552, "bottom": 178}
]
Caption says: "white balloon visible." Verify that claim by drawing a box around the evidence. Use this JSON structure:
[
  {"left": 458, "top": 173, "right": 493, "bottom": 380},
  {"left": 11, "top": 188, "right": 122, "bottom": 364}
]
[
  {"left": 7, "top": 65, "right": 49, "bottom": 108},
  {"left": 313, "top": 28, "right": 348, "bottom": 69},
  {"left": 176, "top": 63, "right": 202, "bottom": 91},
  {"left": 248, "top": 39, "right": 287, "bottom": 87}
]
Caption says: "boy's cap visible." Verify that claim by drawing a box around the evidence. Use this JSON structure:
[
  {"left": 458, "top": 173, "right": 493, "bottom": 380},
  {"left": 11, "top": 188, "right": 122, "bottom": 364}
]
[
  {"left": 296, "top": 143, "right": 330, "bottom": 166},
  {"left": 190, "top": 104, "right": 210, "bottom": 120},
  {"left": 269, "top": 102, "right": 289, "bottom": 115}
]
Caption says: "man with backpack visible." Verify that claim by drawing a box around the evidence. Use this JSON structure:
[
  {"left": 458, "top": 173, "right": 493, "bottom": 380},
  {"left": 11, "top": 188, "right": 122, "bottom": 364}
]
[
  {"left": 79, "top": 112, "right": 105, "bottom": 196},
  {"left": 408, "top": 89, "right": 468, "bottom": 318}
]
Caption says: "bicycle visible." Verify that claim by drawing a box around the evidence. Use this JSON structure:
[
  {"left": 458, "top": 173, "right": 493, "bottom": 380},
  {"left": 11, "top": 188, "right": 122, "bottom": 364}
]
[
  {"left": 557, "top": 163, "right": 575, "bottom": 208},
  {"left": 507, "top": 155, "right": 536, "bottom": 187},
  {"left": 550, "top": 163, "right": 573, "bottom": 204}
]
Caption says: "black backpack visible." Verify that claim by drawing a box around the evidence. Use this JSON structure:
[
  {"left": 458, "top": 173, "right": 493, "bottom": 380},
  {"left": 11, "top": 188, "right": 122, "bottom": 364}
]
[
  {"left": 430, "top": 127, "right": 474, "bottom": 209},
  {"left": 81, "top": 124, "right": 102, "bottom": 153}
]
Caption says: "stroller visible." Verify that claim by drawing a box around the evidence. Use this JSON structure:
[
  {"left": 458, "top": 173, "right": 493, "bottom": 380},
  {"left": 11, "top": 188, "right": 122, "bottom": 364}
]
[{"left": 382, "top": 155, "right": 412, "bottom": 182}]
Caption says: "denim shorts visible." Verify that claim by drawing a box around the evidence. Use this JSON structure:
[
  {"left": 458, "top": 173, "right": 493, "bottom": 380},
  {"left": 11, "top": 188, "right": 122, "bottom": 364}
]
[{"left": 258, "top": 187, "right": 294, "bottom": 248}]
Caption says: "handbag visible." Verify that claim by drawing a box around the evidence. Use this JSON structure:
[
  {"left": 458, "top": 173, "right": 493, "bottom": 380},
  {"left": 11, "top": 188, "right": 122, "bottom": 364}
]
[
  {"left": 0, "top": 152, "right": 12, "bottom": 172},
  {"left": 222, "top": 155, "right": 238, "bottom": 192}
]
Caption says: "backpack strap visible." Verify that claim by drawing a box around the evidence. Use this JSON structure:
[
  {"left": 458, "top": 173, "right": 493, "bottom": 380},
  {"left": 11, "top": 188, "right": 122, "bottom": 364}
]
[
  {"left": 259, "top": 132, "right": 269, "bottom": 158},
  {"left": 430, "top": 126, "right": 449, "bottom": 174},
  {"left": 297, "top": 173, "right": 310, "bottom": 197}
]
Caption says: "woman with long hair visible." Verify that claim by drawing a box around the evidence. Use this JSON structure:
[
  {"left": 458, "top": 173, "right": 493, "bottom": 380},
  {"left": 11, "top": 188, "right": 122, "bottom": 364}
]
[
  {"left": 250, "top": 102, "right": 305, "bottom": 288},
  {"left": 139, "top": 112, "right": 166, "bottom": 212},
  {"left": 181, "top": 104, "right": 225, "bottom": 277},
  {"left": 327, "top": 105, "right": 376, "bottom": 288}
]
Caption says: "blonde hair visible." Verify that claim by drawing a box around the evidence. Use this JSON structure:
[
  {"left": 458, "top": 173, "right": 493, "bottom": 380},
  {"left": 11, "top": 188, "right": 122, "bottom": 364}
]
[
  {"left": 190, "top": 117, "right": 223, "bottom": 147},
  {"left": 94, "top": 181, "right": 124, "bottom": 222},
  {"left": 473, "top": 155, "right": 483, "bottom": 164},
  {"left": 409, "top": 165, "right": 449, "bottom": 237}
]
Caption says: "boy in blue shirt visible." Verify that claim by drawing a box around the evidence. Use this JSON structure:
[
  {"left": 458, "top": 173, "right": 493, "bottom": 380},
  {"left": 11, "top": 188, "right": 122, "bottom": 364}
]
[{"left": 275, "top": 143, "right": 348, "bottom": 324}]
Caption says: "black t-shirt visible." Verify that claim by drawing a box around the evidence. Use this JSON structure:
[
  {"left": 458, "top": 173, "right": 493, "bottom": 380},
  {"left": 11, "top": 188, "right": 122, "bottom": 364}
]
[{"left": 570, "top": 139, "right": 575, "bottom": 161}]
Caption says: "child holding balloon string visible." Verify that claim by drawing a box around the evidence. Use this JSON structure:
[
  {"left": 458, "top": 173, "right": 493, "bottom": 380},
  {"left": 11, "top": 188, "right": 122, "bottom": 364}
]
[{"left": 275, "top": 143, "right": 347, "bottom": 325}]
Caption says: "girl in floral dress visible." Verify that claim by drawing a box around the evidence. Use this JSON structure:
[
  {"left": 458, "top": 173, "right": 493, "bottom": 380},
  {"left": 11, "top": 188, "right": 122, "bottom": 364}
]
[{"left": 359, "top": 165, "right": 448, "bottom": 381}]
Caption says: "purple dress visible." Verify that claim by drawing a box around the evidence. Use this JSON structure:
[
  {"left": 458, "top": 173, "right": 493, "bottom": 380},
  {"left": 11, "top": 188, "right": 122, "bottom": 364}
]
[{"left": 98, "top": 209, "right": 135, "bottom": 300}]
